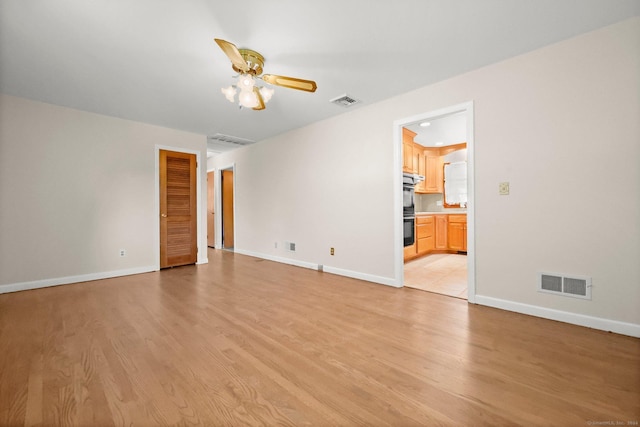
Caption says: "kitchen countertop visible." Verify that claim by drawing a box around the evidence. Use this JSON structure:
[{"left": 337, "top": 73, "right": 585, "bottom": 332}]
[{"left": 416, "top": 210, "right": 467, "bottom": 215}]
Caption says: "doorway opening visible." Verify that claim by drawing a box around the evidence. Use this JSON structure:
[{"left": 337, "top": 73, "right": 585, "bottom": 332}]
[
  {"left": 219, "top": 166, "right": 235, "bottom": 251},
  {"left": 394, "top": 102, "right": 475, "bottom": 302},
  {"left": 207, "top": 171, "right": 215, "bottom": 248}
]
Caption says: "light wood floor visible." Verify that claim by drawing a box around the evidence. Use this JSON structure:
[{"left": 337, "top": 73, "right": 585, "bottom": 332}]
[
  {"left": 1, "top": 250, "right": 638, "bottom": 426},
  {"left": 404, "top": 253, "right": 468, "bottom": 299}
]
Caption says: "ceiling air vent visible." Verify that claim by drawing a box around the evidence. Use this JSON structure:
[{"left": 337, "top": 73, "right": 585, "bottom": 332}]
[
  {"left": 208, "top": 133, "right": 255, "bottom": 146},
  {"left": 207, "top": 133, "right": 256, "bottom": 154},
  {"left": 538, "top": 272, "right": 592, "bottom": 300},
  {"left": 329, "top": 94, "right": 360, "bottom": 108}
]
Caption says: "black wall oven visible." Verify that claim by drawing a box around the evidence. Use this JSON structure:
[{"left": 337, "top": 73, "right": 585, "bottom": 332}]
[
  {"left": 403, "top": 173, "right": 415, "bottom": 246},
  {"left": 403, "top": 173, "right": 415, "bottom": 218},
  {"left": 403, "top": 216, "right": 415, "bottom": 247}
]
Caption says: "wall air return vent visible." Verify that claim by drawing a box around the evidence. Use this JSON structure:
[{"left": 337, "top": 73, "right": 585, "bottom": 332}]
[
  {"left": 329, "top": 94, "right": 360, "bottom": 107},
  {"left": 538, "top": 272, "right": 592, "bottom": 300}
]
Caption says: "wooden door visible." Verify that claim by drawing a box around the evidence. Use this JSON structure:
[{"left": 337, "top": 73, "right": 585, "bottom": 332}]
[
  {"left": 207, "top": 171, "right": 215, "bottom": 247},
  {"left": 222, "top": 169, "right": 234, "bottom": 248},
  {"left": 160, "top": 150, "right": 197, "bottom": 268}
]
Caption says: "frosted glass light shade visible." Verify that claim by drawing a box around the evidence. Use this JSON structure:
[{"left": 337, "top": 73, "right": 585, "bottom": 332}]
[
  {"left": 238, "top": 90, "right": 258, "bottom": 108},
  {"left": 221, "top": 86, "right": 236, "bottom": 103},
  {"left": 259, "top": 86, "right": 274, "bottom": 102}
]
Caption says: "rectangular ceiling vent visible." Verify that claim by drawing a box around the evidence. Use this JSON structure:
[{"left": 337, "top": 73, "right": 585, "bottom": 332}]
[
  {"left": 207, "top": 133, "right": 256, "bottom": 155},
  {"left": 538, "top": 272, "right": 592, "bottom": 300},
  {"left": 329, "top": 94, "right": 360, "bottom": 108},
  {"left": 208, "top": 133, "right": 255, "bottom": 146}
]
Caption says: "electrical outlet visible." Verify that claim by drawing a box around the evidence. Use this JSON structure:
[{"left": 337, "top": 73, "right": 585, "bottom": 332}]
[
  {"left": 119, "top": 249, "right": 126, "bottom": 257},
  {"left": 274, "top": 242, "right": 278, "bottom": 249},
  {"left": 330, "top": 247, "right": 335, "bottom": 256},
  {"left": 499, "top": 182, "right": 510, "bottom": 195}
]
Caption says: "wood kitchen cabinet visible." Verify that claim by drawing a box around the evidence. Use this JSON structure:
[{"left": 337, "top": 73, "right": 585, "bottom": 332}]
[
  {"left": 402, "top": 128, "right": 417, "bottom": 173},
  {"left": 405, "top": 213, "right": 467, "bottom": 263},
  {"left": 423, "top": 148, "right": 443, "bottom": 193},
  {"left": 403, "top": 242, "right": 416, "bottom": 260},
  {"left": 414, "top": 147, "right": 443, "bottom": 194},
  {"left": 435, "top": 215, "right": 448, "bottom": 250},
  {"left": 447, "top": 214, "right": 467, "bottom": 252},
  {"left": 415, "top": 146, "right": 427, "bottom": 193},
  {"left": 412, "top": 147, "right": 421, "bottom": 177},
  {"left": 416, "top": 215, "right": 435, "bottom": 256}
]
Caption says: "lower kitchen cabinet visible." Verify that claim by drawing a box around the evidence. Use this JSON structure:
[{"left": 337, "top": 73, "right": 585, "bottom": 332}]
[
  {"left": 447, "top": 214, "right": 467, "bottom": 251},
  {"left": 404, "top": 213, "right": 467, "bottom": 262},
  {"left": 416, "top": 215, "right": 435, "bottom": 256},
  {"left": 403, "top": 242, "right": 416, "bottom": 260},
  {"left": 435, "top": 215, "right": 448, "bottom": 250}
]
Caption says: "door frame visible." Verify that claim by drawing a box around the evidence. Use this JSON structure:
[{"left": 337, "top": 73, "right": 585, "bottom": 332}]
[
  {"left": 393, "top": 101, "right": 476, "bottom": 303},
  {"left": 215, "top": 162, "right": 236, "bottom": 250},
  {"left": 206, "top": 168, "right": 216, "bottom": 248},
  {"left": 154, "top": 145, "right": 206, "bottom": 270}
]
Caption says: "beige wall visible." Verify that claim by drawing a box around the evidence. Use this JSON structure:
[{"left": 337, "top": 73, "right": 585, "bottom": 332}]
[
  {"left": 0, "top": 95, "right": 207, "bottom": 289},
  {"left": 212, "top": 18, "right": 639, "bottom": 331}
]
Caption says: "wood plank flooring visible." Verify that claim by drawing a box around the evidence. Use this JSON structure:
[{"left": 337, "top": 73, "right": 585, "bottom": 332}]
[{"left": 1, "top": 249, "right": 639, "bottom": 426}]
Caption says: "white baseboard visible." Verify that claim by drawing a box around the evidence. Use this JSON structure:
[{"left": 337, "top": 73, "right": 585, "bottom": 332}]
[
  {"left": 233, "top": 249, "right": 319, "bottom": 271},
  {"left": 474, "top": 295, "right": 640, "bottom": 338},
  {"left": 232, "top": 249, "right": 399, "bottom": 287},
  {"left": 322, "top": 266, "right": 400, "bottom": 288},
  {"left": 0, "top": 265, "right": 157, "bottom": 294}
]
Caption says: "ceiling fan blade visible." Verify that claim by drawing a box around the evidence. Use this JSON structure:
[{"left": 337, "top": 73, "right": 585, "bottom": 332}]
[
  {"left": 262, "top": 74, "right": 317, "bottom": 92},
  {"left": 214, "top": 38, "right": 249, "bottom": 73},
  {"left": 252, "top": 87, "right": 265, "bottom": 110}
]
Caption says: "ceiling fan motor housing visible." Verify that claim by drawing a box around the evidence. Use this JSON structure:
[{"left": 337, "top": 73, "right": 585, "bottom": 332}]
[{"left": 233, "top": 49, "right": 264, "bottom": 75}]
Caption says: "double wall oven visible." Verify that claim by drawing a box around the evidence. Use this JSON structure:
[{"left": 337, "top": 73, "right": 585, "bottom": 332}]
[{"left": 403, "top": 173, "right": 416, "bottom": 247}]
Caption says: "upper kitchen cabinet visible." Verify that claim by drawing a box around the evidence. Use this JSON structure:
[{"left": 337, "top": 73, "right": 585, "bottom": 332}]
[
  {"left": 402, "top": 128, "right": 417, "bottom": 174},
  {"left": 415, "top": 147, "right": 427, "bottom": 193},
  {"left": 422, "top": 148, "right": 443, "bottom": 193}
]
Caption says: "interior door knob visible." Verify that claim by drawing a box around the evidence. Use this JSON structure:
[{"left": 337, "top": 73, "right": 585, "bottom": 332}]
[{"left": 161, "top": 213, "right": 167, "bottom": 217}]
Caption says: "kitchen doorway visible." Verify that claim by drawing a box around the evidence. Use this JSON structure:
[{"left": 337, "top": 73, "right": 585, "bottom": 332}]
[{"left": 395, "top": 102, "right": 475, "bottom": 302}]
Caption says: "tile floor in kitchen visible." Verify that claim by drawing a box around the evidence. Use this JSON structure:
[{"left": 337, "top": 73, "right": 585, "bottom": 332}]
[{"left": 404, "top": 253, "right": 467, "bottom": 299}]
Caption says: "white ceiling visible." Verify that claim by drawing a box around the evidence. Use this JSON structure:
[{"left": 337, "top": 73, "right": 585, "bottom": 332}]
[
  {"left": 406, "top": 111, "right": 467, "bottom": 147},
  {"left": 1, "top": 1, "right": 638, "bottom": 154}
]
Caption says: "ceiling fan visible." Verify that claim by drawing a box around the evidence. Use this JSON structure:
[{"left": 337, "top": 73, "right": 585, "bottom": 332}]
[{"left": 215, "top": 38, "right": 317, "bottom": 110}]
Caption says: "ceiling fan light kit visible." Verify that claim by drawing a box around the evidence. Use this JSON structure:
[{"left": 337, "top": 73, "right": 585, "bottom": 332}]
[{"left": 215, "top": 38, "right": 317, "bottom": 111}]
